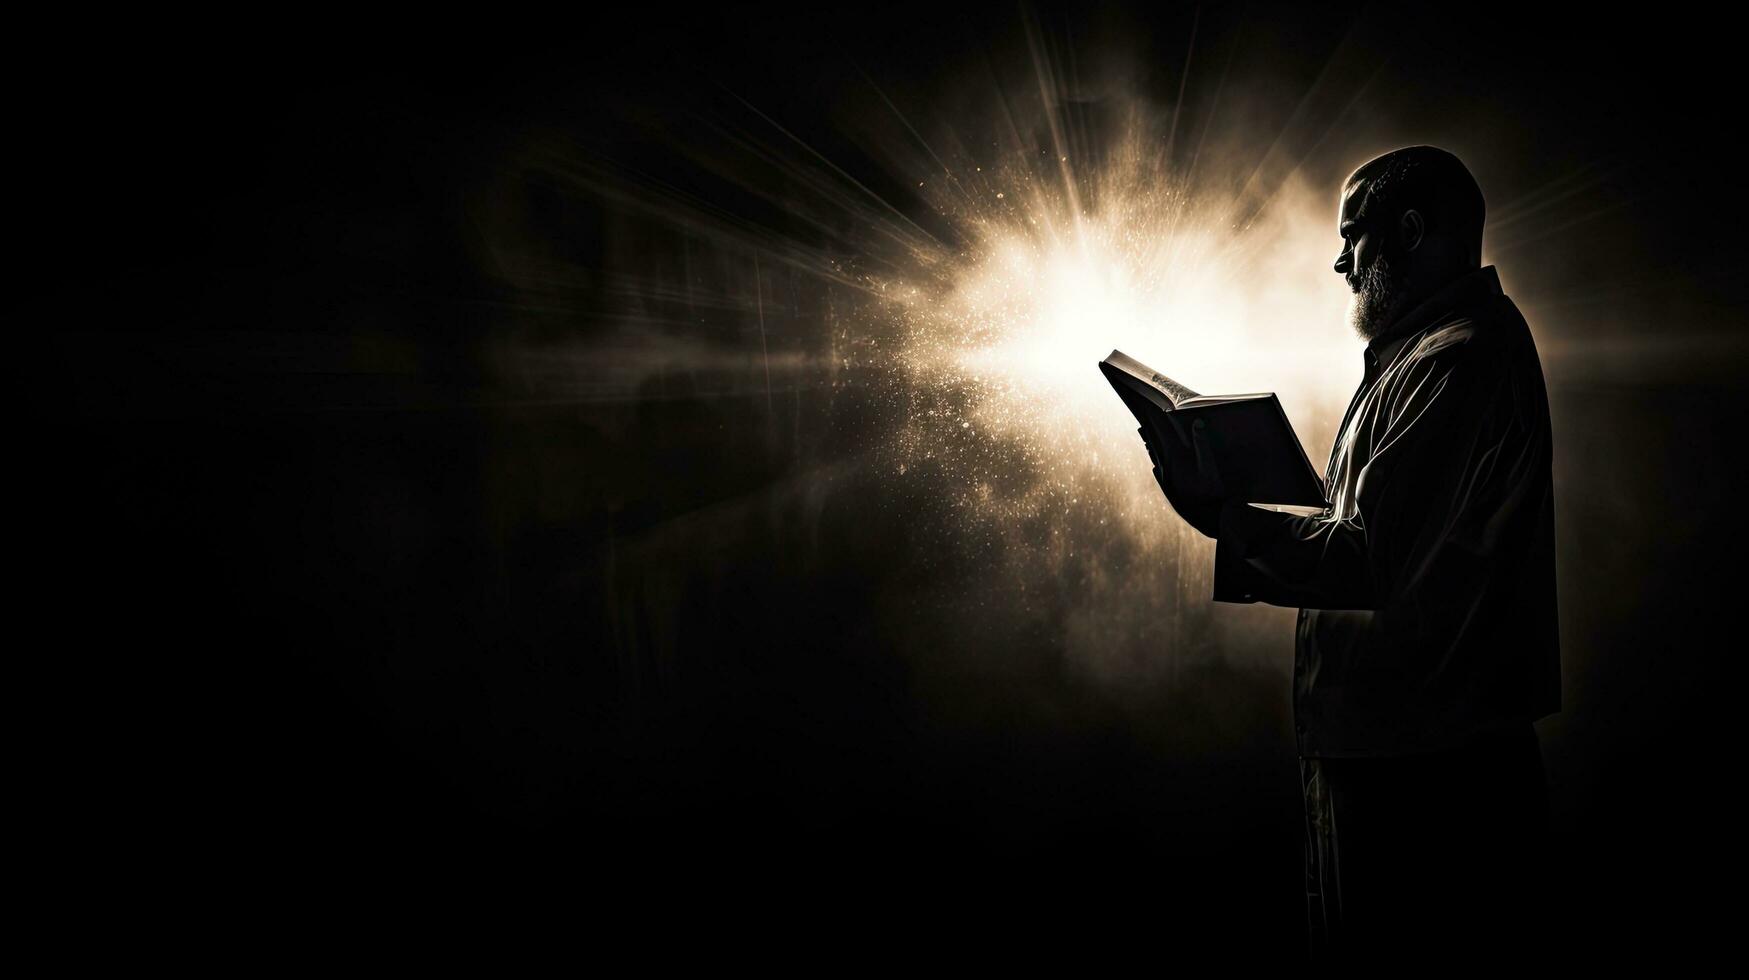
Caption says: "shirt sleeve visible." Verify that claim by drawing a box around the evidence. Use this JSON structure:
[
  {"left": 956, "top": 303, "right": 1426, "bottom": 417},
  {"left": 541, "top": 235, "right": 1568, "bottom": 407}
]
[{"left": 1212, "top": 322, "right": 1510, "bottom": 611}]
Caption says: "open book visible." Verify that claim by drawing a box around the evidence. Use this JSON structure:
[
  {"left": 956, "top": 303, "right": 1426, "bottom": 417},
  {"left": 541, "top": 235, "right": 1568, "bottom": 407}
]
[{"left": 1100, "top": 350, "right": 1329, "bottom": 515}]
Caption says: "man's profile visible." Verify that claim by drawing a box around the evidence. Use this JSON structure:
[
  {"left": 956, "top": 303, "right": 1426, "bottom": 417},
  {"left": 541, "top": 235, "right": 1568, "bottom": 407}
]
[{"left": 1145, "top": 145, "right": 1561, "bottom": 963}]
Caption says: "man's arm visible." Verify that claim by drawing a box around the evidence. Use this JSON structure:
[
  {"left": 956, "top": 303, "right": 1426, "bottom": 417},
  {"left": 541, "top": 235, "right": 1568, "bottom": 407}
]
[
  {"left": 1210, "top": 322, "right": 1512, "bottom": 610},
  {"left": 1213, "top": 501, "right": 1374, "bottom": 608}
]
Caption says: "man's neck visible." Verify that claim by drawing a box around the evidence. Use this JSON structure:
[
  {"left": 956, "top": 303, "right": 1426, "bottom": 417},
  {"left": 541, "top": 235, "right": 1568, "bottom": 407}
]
[
  {"left": 1399, "top": 262, "right": 1479, "bottom": 319},
  {"left": 1368, "top": 263, "right": 1490, "bottom": 352}
]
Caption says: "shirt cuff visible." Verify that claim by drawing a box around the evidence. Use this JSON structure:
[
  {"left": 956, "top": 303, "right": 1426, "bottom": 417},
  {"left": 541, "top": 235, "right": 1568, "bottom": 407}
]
[
  {"left": 1217, "top": 501, "right": 1289, "bottom": 557},
  {"left": 1212, "top": 502, "right": 1292, "bottom": 604}
]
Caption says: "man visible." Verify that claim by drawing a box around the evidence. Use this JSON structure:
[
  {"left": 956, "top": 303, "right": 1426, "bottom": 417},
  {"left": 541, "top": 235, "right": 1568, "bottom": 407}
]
[{"left": 1145, "top": 146, "right": 1561, "bottom": 964}]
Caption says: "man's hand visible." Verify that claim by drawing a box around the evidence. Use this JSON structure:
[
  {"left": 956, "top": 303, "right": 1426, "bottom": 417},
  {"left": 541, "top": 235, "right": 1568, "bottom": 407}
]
[{"left": 1141, "top": 418, "right": 1226, "bottom": 539}]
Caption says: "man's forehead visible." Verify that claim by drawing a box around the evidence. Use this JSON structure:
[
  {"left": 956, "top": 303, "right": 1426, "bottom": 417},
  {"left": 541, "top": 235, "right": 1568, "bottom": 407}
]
[{"left": 1339, "top": 178, "right": 1369, "bottom": 223}]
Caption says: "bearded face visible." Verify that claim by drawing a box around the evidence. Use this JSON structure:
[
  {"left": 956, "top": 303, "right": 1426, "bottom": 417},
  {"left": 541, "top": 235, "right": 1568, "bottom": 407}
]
[{"left": 1346, "top": 251, "right": 1402, "bottom": 342}]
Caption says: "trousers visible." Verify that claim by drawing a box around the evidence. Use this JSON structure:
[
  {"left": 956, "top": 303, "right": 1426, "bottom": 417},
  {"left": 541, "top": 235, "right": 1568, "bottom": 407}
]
[{"left": 1300, "top": 724, "right": 1552, "bottom": 965}]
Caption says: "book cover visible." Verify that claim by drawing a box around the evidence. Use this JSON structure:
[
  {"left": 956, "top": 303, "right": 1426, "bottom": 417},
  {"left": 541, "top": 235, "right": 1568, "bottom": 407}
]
[{"left": 1101, "top": 349, "right": 1329, "bottom": 514}]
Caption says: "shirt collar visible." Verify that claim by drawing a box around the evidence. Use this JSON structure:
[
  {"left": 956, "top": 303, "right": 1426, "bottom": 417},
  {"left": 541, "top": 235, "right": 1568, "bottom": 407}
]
[{"left": 1364, "top": 265, "right": 1503, "bottom": 371}]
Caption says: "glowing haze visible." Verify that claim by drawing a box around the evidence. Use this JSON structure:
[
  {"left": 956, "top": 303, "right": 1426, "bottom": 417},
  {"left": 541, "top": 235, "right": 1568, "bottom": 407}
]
[
  {"left": 861, "top": 109, "right": 1360, "bottom": 683},
  {"left": 504, "top": 39, "right": 1388, "bottom": 688}
]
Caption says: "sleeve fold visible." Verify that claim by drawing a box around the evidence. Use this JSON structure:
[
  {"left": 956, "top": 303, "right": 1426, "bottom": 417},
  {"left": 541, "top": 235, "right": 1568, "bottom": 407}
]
[{"left": 1210, "top": 328, "right": 1505, "bottom": 614}]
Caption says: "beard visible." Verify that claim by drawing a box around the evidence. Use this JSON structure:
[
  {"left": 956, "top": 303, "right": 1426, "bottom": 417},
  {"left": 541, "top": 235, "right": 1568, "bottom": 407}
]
[{"left": 1346, "top": 254, "right": 1403, "bottom": 342}]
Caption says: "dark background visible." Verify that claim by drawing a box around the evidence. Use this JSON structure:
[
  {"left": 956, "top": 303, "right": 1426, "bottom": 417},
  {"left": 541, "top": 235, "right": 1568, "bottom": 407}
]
[{"left": 29, "top": 2, "right": 1745, "bottom": 959}]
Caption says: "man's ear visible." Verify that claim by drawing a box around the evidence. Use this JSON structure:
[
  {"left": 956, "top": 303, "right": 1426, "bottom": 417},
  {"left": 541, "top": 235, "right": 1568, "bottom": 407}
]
[{"left": 1399, "top": 209, "right": 1425, "bottom": 252}]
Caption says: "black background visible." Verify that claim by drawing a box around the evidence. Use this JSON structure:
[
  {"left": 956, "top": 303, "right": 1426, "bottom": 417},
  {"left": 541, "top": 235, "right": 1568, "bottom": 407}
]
[{"left": 29, "top": 2, "right": 1746, "bottom": 960}]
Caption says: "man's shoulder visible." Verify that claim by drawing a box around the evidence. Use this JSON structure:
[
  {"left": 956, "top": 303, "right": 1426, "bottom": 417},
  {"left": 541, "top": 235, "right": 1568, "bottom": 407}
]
[
  {"left": 1406, "top": 316, "right": 1480, "bottom": 359},
  {"left": 1382, "top": 312, "right": 1484, "bottom": 381},
  {"left": 1463, "top": 293, "right": 1542, "bottom": 372},
  {"left": 1401, "top": 293, "right": 1530, "bottom": 370}
]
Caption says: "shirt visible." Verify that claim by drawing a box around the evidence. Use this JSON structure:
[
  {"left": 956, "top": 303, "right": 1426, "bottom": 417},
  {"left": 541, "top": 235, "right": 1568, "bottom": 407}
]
[{"left": 1212, "top": 266, "right": 1561, "bottom": 758}]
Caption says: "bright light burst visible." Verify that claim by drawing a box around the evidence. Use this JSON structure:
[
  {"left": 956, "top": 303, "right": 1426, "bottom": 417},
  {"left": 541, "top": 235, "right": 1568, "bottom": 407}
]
[
  {"left": 522, "top": 44, "right": 1388, "bottom": 683},
  {"left": 882, "top": 118, "right": 1357, "bottom": 551}
]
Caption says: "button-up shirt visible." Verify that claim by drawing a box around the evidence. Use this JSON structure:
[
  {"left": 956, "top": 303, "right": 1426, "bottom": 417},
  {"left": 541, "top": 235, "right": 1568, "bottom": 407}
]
[{"left": 1213, "top": 266, "right": 1561, "bottom": 757}]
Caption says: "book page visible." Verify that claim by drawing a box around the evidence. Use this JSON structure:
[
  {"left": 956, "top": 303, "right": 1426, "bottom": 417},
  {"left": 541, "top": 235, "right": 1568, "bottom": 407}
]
[
  {"left": 1178, "top": 393, "right": 1273, "bottom": 409},
  {"left": 1103, "top": 350, "right": 1201, "bottom": 408}
]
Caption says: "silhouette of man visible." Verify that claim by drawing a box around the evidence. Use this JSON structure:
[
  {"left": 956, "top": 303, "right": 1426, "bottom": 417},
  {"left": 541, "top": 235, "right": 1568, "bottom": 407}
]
[{"left": 1146, "top": 146, "right": 1560, "bottom": 965}]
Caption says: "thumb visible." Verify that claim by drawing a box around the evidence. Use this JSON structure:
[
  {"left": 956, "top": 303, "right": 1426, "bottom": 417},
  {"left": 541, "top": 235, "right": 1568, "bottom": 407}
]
[
  {"left": 1191, "top": 418, "right": 1213, "bottom": 471},
  {"left": 1191, "top": 418, "right": 1225, "bottom": 494}
]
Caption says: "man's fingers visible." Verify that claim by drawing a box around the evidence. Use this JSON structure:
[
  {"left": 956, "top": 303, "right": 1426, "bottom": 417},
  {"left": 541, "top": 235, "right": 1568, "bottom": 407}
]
[
  {"left": 1142, "top": 417, "right": 1223, "bottom": 502},
  {"left": 1190, "top": 417, "right": 1225, "bottom": 496},
  {"left": 1190, "top": 418, "right": 1211, "bottom": 473},
  {"left": 1168, "top": 415, "right": 1193, "bottom": 453}
]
